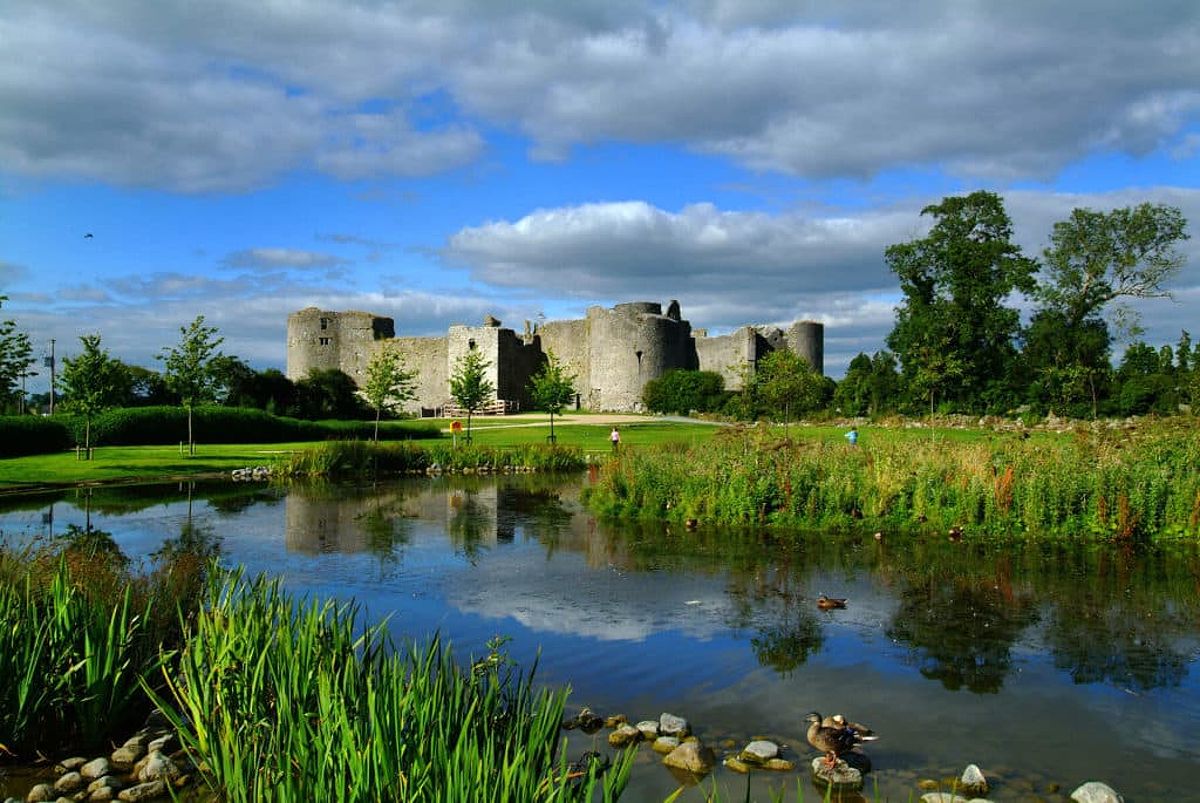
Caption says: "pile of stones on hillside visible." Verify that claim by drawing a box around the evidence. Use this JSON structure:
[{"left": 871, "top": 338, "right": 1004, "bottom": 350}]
[
  {"left": 558, "top": 707, "right": 1125, "bottom": 803},
  {"left": 9, "top": 713, "right": 193, "bottom": 803}
]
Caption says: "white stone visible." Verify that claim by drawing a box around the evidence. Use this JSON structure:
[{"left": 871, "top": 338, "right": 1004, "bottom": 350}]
[
  {"left": 80, "top": 758, "right": 110, "bottom": 781},
  {"left": 1071, "top": 781, "right": 1124, "bottom": 803},
  {"left": 739, "top": 740, "right": 779, "bottom": 764}
]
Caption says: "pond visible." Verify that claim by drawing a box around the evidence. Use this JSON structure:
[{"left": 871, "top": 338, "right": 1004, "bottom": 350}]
[{"left": 2, "top": 475, "right": 1199, "bottom": 802}]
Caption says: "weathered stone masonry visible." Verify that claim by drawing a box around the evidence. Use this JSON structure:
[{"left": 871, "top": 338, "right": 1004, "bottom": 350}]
[{"left": 286, "top": 301, "right": 823, "bottom": 414}]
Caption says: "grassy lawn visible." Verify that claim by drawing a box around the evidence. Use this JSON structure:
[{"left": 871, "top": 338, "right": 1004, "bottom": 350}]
[
  {"left": 0, "top": 442, "right": 318, "bottom": 489},
  {"left": 0, "top": 417, "right": 723, "bottom": 489}
]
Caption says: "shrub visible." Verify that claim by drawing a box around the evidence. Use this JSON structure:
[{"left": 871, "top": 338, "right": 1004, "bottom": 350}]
[
  {"left": 0, "top": 415, "right": 73, "bottom": 457},
  {"left": 642, "top": 370, "right": 726, "bottom": 415},
  {"left": 63, "top": 406, "right": 440, "bottom": 447}
]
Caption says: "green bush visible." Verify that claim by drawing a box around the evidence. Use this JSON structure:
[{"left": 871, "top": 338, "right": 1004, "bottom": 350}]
[
  {"left": 0, "top": 416, "right": 73, "bottom": 457},
  {"left": 63, "top": 406, "right": 440, "bottom": 447},
  {"left": 642, "top": 370, "right": 727, "bottom": 415}
]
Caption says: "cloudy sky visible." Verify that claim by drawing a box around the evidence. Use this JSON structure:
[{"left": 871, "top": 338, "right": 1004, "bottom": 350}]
[{"left": 2, "top": 0, "right": 1198, "bottom": 387}]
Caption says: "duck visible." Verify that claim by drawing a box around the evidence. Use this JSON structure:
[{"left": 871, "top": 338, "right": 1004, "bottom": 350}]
[
  {"left": 947, "top": 525, "right": 964, "bottom": 542},
  {"left": 821, "top": 714, "right": 879, "bottom": 741},
  {"left": 816, "top": 595, "right": 847, "bottom": 610},
  {"left": 805, "top": 712, "right": 867, "bottom": 768}
]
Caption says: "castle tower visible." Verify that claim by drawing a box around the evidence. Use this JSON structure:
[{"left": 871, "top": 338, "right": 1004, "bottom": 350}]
[
  {"left": 787, "top": 321, "right": 825, "bottom": 375},
  {"left": 585, "top": 302, "right": 692, "bottom": 410},
  {"left": 286, "top": 308, "right": 395, "bottom": 383}
]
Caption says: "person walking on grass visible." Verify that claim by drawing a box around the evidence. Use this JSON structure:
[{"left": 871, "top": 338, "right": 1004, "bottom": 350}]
[
  {"left": 845, "top": 426, "right": 858, "bottom": 446},
  {"left": 610, "top": 427, "right": 621, "bottom": 452}
]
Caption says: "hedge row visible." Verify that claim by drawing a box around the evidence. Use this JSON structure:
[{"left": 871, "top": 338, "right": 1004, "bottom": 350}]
[
  {"left": 1, "top": 407, "right": 441, "bottom": 456},
  {"left": 0, "top": 416, "right": 74, "bottom": 457}
]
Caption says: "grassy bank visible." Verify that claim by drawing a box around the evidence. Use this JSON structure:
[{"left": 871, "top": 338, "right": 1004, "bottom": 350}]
[
  {"left": 585, "top": 420, "right": 1200, "bottom": 540},
  {"left": 0, "top": 543, "right": 633, "bottom": 800},
  {"left": 277, "top": 439, "right": 589, "bottom": 476}
]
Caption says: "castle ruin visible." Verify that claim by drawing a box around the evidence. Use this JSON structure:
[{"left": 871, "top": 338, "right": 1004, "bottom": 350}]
[{"left": 286, "top": 301, "right": 823, "bottom": 414}]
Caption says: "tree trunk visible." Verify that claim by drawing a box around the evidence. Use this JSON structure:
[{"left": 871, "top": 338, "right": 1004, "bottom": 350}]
[
  {"left": 374, "top": 408, "right": 381, "bottom": 442},
  {"left": 188, "top": 404, "right": 195, "bottom": 456},
  {"left": 85, "top": 417, "right": 91, "bottom": 461}
]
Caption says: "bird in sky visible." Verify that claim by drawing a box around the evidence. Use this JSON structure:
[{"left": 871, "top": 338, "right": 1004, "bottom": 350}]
[{"left": 83, "top": 233, "right": 94, "bottom": 239}]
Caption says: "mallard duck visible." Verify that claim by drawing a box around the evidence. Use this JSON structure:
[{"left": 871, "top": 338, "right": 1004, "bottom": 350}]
[
  {"left": 822, "top": 714, "right": 878, "bottom": 741},
  {"left": 805, "top": 712, "right": 865, "bottom": 768},
  {"left": 947, "top": 525, "right": 963, "bottom": 542},
  {"left": 816, "top": 595, "right": 847, "bottom": 610}
]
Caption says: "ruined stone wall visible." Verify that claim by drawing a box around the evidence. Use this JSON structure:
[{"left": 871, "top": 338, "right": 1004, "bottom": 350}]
[
  {"left": 496, "top": 330, "right": 544, "bottom": 408},
  {"left": 695, "top": 326, "right": 759, "bottom": 390},
  {"left": 538, "top": 318, "right": 590, "bottom": 405},
  {"left": 447, "top": 325, "right": 502, "bottom": 404},
  {"left": 385, "top": 336, "right": 448, "bottom": 414}
]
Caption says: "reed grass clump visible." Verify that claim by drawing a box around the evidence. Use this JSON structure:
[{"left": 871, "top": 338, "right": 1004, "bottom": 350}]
[
  {"left": 149, "top": 570, "right": 633, "bottom": 802},
  {"left": 0, "top": 533, "right": 210, "bottom": 755},
  {"left": 278, "top": 440, "right": 586, "bottom": 477},
  {"left": 585, "top": 422, "right": 1200, "bottom": 540}
]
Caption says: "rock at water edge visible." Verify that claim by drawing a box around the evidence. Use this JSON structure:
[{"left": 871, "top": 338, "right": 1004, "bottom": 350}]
[{"left": 1071, "top": 781, "right": 1124, "bottom": 803}]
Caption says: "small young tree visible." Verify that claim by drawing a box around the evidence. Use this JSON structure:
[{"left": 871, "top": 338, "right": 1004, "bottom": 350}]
[
  {"left": 754, "top": 350, "right": 825, "bottom": 438},
  {"left": 59, "top": 334, "right": 130, "bottom": 458},
  {"left": 363, "top": 348, "right": 418, "bottom": 440},
  {"left": 158, "top": 315, "right": 224, "bottom": 456},
  {"left": 449, "top": 349, "right": 494, "bottom": 443},
  {"left": 527, "top": 351, "right": 576, "bottom": 443}
]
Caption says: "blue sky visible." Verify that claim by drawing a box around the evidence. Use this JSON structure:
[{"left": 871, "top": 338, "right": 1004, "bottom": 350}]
[{"left": 2, "top": 0, "right": 1198, "bottom": 389}]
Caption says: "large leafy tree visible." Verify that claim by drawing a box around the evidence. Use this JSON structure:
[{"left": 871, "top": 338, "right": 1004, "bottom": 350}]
[
  {"left": 158, "top": 316, "right": 225, "bottom": 456},
  {"left": 833, "top": 351, "right": 900, "bottom": 417},
  {"left": 886, "top": 191, "right": 1037, "bottom": 413},
  {"left": 363, "top": 348, "right": 418, "bottom": 440},
  {"left": 1025, "top": 203, "right": 1190, "bottom": 416},
  {"left": 59, "top": 334, "right": 130, "bottom": 458},
  {"left": 1036, "top": 203, "right": 1189, "bottom": 333},
  {"left": 527, "top": 351, "right": 576, "bottom": 443},
  {"left": 449, "top": 348, "right": 494, "bottom": 443},
  {"left": 0, "top": 294, "right": 35, "bottom": 410}
]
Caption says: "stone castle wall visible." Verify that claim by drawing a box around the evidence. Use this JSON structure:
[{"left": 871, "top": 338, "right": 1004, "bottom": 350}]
[{"left": 287, "top": 302, "right": 823, "bottom": 413}]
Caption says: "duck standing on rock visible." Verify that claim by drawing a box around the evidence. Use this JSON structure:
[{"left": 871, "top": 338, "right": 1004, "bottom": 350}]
[
  {"left": 822, "top": 714, "right": 878, "bottom": 741},
  {"left": 805, "top": 712, "right": 872, "bottom": 769}
]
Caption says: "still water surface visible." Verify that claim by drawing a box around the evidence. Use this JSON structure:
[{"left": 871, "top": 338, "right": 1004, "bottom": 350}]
[{"left": 2, "top": 476, "right": 1199, "bottom": 801}]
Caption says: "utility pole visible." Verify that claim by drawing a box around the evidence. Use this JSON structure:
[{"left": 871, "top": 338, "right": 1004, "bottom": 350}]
[
  {"left": 46, "top": 338, "right": 56, "bottom": 415},
  {"left": 19, "top": 368, "right": 37, "bottom": 415}
]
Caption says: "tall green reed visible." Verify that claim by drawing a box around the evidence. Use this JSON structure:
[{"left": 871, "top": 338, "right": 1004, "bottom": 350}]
[
  {"left": 149, "top": 569, "right": 633, "bottom": 801},
  {"left": 585, "top": 422, "right": 1200, "bottom": 540},
  {"left": 277, "top": 440, "right": 586, "bottom": 478}
]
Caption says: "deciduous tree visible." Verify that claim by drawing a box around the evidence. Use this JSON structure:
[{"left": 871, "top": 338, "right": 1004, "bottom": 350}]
[
  {"left": 527, "top": 351, "right": 576, "bottom": 443},
  {"left": 363, "top": 348, "right": 418, "bottom": 440},
  {"left": 0, "top": 294, "right": 34, "bottom": 410},
  {"left": 886, "top": 191, "right": 1037, "bottom": 413},
  {"left": 449, "top": 349, "right": 494, "bottom": 443},
  {"left": 59, "top": 334, "right": 129, "bottom": 458},
  {"left": 158, "top": 316, "right": 224, "bottom": 455}
]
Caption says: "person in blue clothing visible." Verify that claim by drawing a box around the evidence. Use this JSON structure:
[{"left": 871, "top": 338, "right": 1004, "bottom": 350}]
[{"left": 844, "top": 426, "right": 859, "bottom": 446}]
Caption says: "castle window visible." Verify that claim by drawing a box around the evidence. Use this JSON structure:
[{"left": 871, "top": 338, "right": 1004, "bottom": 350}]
[
  {"left": 319, "top": 317, "right": 330, "bottom": 330},
  {"left": 635, "top": 350, "right": 643, "bottom": 373},
  {"left": 468, "top": 339, "right": 477, "bottom": 351},
  {"left": 319, "top": 337, "right": 330, "bottom": 346}
]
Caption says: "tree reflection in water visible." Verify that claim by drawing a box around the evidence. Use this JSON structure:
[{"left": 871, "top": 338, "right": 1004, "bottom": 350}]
[{"left": 887, "top": 575, "right": 1039, "bottom": 693}]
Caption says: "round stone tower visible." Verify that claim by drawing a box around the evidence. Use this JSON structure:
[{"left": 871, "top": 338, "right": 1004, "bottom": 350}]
[
  {"left": 586, "top": 302, "right": 691, "bottom": 410},
  {"left": 788, "top": 320, "right": 825, "bottom": 375}
]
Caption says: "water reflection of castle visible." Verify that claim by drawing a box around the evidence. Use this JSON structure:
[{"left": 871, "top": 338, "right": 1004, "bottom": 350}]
[{"left": 285, "top": 481, "right": 607, "bottom": 555}]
